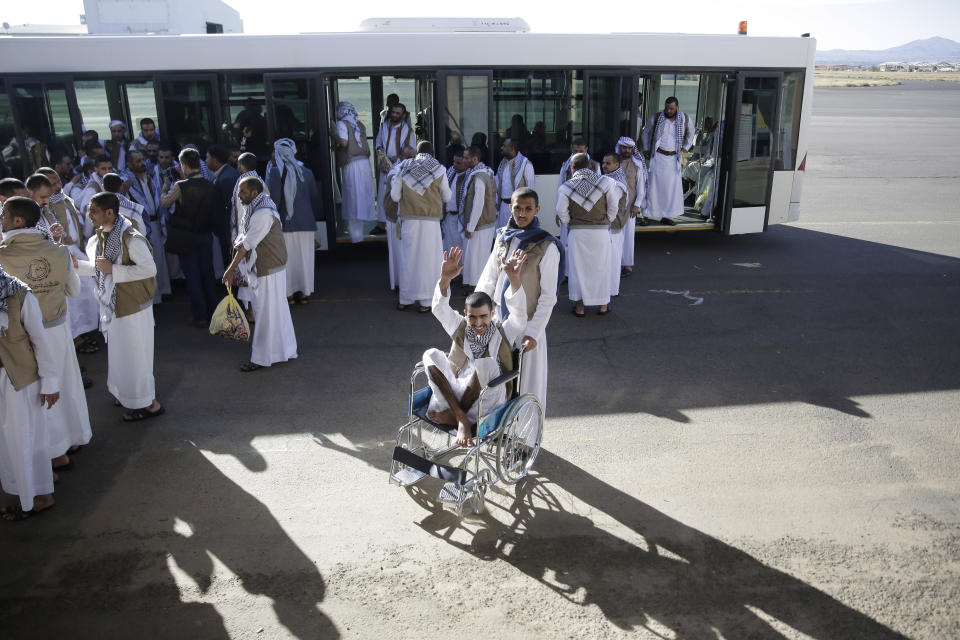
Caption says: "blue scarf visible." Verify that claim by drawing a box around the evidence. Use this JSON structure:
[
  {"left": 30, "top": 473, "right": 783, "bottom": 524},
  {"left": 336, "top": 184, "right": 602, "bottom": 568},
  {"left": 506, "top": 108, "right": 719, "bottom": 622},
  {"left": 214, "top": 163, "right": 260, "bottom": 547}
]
[{"left": 496, "top": 216, "right": 565, "bottom": 321}]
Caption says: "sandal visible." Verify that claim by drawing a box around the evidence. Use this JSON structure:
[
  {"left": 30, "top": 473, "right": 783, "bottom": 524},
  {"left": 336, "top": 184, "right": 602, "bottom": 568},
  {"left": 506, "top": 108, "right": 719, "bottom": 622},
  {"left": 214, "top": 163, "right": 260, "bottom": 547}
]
[
  {"left": 239, "top": 362, "right": 263, "bottom": 372},
  {"left": 418, "top": 306, "right": 431, "bottom": 314},
  {"left": 2, "top": 503, "right": 53, "bottom": 522},
  {"left": 396, "top": 303, "right": 409, "bottom": 311},
  {"left": 122, "top": 406, "right": 165, "bottom": 422},
  {"left": 294, "top": 292, "right": 309, "bottom": 305},
  {"left": 76, "top": 339, "right": 100, "bottom": 354},
  {"left": 598, "top": 306, "right": 610, "bottom": 316},
  {"left": 572, "top": 307, "right": 585, "bottom": 318}
]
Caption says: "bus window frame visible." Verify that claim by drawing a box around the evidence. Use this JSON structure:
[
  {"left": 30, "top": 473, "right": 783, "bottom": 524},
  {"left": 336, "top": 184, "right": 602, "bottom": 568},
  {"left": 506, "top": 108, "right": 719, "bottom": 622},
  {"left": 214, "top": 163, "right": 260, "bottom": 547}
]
[
  {"left": 263, "top": 71, "right": 336, "bottom": 245},
  {"left": 154, "top": 73, "right": 224, "bottom": 151},
  {"left": 582, "top": 69, "right": 640, "bottom": 158},
  {"left": 722, "top": 70, "right": 783, "bottom": 235},
  {"left": 435, "top": 69, "right": 494, "bottom": 166},
  {"left": 4, "top": 75, "right": 84, "bottom": 177}
]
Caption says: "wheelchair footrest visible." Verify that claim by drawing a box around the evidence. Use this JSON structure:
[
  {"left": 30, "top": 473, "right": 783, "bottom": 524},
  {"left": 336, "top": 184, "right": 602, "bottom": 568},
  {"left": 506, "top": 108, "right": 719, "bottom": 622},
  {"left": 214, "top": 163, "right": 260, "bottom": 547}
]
[
  {"left": 391, "top": 466, "right": 427, "bottom": 487},
  {"left": 392, "top": 446, "right": 466, "bottom": 486},
  {"left": 438, "top": 481, "right": 462, "bottom": 504}
]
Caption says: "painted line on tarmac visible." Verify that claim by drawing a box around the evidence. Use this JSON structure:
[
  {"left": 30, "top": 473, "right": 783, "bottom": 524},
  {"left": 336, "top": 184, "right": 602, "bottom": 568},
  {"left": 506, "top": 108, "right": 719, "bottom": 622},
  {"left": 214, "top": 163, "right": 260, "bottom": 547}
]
[{"left": 788, "top": 221, "right": 960, "bottom": 225}]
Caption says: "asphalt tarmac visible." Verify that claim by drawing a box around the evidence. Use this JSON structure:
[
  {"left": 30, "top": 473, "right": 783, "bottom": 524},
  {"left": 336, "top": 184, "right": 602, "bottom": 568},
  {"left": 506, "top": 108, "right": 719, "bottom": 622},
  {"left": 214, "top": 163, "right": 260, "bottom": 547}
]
[{"left": 1, "top": 80, "right": 958, "bottom": 639}]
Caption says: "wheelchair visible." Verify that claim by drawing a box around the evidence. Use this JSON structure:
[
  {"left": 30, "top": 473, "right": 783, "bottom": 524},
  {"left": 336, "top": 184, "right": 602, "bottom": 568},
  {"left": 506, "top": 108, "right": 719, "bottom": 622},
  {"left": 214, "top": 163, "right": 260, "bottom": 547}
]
[{"left": 389, "top": 348, "right": 544, "bottom": 516}]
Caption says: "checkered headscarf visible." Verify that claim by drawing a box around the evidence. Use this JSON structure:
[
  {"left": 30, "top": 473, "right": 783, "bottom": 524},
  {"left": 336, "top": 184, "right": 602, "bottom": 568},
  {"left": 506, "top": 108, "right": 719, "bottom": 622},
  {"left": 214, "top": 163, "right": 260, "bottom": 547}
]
[
  {"left": 559, "top": 168, "right": 607, "bottom": 210},
  {"left": 400, "top": 153, "right": 445, "bottom": 196},
  {"left": 0, "top": 265, "right": 28, "bottom": 316}
]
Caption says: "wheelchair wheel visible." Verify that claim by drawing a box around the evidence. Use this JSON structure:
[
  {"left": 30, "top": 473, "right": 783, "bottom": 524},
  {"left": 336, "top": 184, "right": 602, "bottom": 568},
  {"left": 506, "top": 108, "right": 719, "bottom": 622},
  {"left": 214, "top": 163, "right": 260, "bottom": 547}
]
[{"left": 495, "top": 393, "right": 543, "bottom": 485}]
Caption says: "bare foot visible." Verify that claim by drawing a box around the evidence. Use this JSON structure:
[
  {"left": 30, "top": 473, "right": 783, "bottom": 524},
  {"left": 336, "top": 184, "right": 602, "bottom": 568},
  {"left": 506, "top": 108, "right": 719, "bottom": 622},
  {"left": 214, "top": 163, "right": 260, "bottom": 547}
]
[
  {"left": 52, "top": 454, "right": 70, "bottom": 469},
  {"left": 456, "top": 421, "right": 474, "bottom": 448},
  {"left": 427, "top": 408, "right": 457, "bottom": 425}
]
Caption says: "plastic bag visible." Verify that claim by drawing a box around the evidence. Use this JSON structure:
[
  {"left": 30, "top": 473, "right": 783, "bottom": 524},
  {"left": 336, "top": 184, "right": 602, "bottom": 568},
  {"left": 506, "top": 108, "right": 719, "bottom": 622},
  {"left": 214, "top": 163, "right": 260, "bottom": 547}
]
[{"left": 209, "top": 286, "right": 250, "bottom": 341}]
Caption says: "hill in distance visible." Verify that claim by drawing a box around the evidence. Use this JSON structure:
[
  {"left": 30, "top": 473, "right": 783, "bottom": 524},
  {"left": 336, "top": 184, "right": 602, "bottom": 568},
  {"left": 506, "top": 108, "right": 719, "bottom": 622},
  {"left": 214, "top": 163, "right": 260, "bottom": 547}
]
[{"left": 817, "top": 36, "right": 960, "bottom": 65}]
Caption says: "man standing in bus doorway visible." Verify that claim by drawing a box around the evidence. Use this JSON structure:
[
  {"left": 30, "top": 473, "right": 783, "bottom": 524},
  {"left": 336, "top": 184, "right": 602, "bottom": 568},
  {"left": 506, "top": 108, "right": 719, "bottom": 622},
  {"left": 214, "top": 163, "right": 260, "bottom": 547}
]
[
  {"left": 266, "top": 139, "right": 322, "bottom": 306},
  {"left": 390, "top": 141, "right": 450, "bottom": 313},
  {"left": 641, "top": 97, "right": 695, "bottom": 226},
  {"left": 375, "top": 102, "right": 416, "bottom": 237},
  {"left": 105, "top": 121, "right": 130, "bottom": 173},
  {"left": 556, "top": 138, "right": 598, "bottom": 279},
  {"left": 615, "top": 136, "right": 648, "bottom": 277},
  {"left": 475, "top": 187, "right": 562, "bottom": 417},
  {"left": 495, "top": 138, "right": 535, "bottom": 229},
  {"left": 556, "top": 154, "right": 619, "bottom": 316},
  {"left": 442, "top": 145, "right": 467, "bottom": 255},
  {"left": 459, "top": 145, "right": 497, "bottom": 289},
  {"left": 333, "top": 101, "right": 376, "bottom": 244}
]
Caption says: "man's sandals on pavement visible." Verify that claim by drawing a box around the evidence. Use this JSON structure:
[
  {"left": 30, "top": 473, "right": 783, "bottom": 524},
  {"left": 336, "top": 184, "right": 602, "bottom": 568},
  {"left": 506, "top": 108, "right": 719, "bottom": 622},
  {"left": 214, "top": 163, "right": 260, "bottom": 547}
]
[
  {"left": 2, "top": 503, "right": 54, "bottom": 522},
  {"left": 122, "top": 406, "right": 165, "bottom": 422}
]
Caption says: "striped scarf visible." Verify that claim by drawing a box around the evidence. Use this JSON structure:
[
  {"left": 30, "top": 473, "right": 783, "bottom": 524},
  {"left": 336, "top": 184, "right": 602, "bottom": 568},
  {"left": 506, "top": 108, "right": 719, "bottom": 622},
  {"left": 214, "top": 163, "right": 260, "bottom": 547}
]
[
  {"left": 400, "top": 154, "right": 445, "bottom": 195},
  {"left": 458, "top": 162, "right": 494, "bottom": 214},
  {"left": 94, "top": 215, "right": 132, "bottom": 320},
  {"left": 653, "top": 111, "right": 686, "bottom": 163},
  {"left": 0, "top": 265, "right": 27, "bottom": 317},
  {"left": 496, "top": 153, "right": 528, "bottom": 197}
]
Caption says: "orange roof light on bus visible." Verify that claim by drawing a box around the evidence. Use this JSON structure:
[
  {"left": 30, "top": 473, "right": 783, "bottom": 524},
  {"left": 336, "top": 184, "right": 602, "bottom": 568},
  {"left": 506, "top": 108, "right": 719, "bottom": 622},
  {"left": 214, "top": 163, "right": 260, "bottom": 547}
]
[{"left": 738, "top": 21, "right": 748, "bottom": 35}]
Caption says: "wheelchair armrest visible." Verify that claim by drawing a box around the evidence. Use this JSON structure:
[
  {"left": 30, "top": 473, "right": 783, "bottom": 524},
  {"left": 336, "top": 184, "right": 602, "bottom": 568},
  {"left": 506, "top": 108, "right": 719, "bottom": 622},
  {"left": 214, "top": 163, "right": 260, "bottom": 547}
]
[{"left": 487, "top": 369, "right": 520, "bottom": 389}]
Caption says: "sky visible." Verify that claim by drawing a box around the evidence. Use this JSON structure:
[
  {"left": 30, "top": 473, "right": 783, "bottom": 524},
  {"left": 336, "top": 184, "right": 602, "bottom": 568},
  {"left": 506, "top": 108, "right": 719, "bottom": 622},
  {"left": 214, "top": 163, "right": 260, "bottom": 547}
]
[{"left": 3, "top": 0, "right": 958, "bottom": 51}]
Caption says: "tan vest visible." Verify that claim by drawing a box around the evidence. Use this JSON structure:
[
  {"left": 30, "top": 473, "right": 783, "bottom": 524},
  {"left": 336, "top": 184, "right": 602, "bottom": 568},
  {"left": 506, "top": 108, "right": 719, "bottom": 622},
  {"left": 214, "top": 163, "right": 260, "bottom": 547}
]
[
  {"left": 610, "top": 190, "right": 629, "bottom": 232},
  {"left": 254, "top": 217, "right": 287, "bottom": 276},
  {"left": 0, "top": 289, "right": 40, "bottom": 391},
  {"left": 383, "top": 188, "right": 399, "bottom": 223},
  {"left": 398, "top": 179, "right": 444, "bottom": 221},
  {"left": 568, "top": 194, "right": 611, "bottom": 228},
  {"left": 335, "top": 122, "right": 370, "bottom": 168},
  {"left": 0, "top": 231, "right": 72, "bottom": 326},
  {"left": 106, "top": 226, "right": 157, "bottom": 318},
  {"left": 447, "top": 320, "right": 516, "bottom": 396},
  {"left": 495, "top": 237, "right": 548, "bottom": 322},
  {"left": 49, "top": 198, "right": 85, "bottom": 246},
  {"left": 622, "top": 161, "right": 639, "bottom": 209},
  {"left": 461, "top": 172, "right": 498, "bottom": 233}
]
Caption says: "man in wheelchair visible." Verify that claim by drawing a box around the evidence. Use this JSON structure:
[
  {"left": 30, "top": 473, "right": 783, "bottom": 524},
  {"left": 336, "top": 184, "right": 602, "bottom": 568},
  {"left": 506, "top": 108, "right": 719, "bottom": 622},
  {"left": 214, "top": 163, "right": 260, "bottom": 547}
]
[{"left": 423, "top": 245, "right": 528, "bottom": 448}]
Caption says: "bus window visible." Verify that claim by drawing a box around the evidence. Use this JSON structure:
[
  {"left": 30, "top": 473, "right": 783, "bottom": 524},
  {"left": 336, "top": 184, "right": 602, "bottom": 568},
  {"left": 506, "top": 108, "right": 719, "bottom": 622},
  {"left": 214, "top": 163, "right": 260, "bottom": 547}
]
[
  {"left": 158, "top": 77, "right": 219, "bottom": 154},
  {"left": 734, "top": 75, "right": 779, "bottom": 207},
  {"left": 224, "top": 74, "right": 267, "bottom": 157},
  {"left": 74, "top": 80, "right": 111, "bottom": 140},
  {"left": 0, "top": 87, "right": 21, "bottom": 178},
  {"left": 329, "top": 77, "right": 376, "bottom": 240},
  {"left": 585, "top": 73, "right": 635, "bottom": 158},
  {"left": 777, "top": 71, "right": 804, "bottom": 171},
  {"left": 8, "top": 83, "right": 75, "bottom": 174},
  {"left": 493, "top": 70, "right": 581, "bottom": 174},
  {"left": 119, "top": 81, "right": 159, "bottom": 142},
  {"left": 442, "top": 74, "right": 489, "bottom": 164}
]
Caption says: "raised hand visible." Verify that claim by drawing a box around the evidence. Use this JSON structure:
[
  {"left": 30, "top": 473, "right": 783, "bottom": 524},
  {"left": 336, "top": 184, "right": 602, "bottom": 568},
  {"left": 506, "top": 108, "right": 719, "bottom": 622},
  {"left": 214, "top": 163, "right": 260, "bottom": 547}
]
[
  {"left": 440, "top": 247, "right": 464, "bottom": 282},
  {"left": 502, "top": 248, "right": 527, "bottom": 277}
]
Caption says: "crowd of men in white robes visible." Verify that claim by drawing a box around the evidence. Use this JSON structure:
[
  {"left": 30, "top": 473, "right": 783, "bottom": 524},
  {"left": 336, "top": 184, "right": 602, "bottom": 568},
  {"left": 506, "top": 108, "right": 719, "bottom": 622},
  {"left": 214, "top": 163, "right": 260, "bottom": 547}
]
[
  {"left": 0, "top": 117, "right": 315, "bottom": 519},
  {"left": 0, "top": 95, "right": 700, "bottom": 520}
]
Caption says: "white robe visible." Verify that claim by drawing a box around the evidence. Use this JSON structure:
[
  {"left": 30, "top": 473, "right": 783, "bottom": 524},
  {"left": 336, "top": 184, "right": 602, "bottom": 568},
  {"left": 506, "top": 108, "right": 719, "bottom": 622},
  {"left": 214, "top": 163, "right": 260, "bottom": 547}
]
[
  {"left": 621, "top": 215, "right": 636, "bottom": 268},
  {"left": 375, "top": 122, "right": 415, "bottom": 223},
  {"left": 476, "top": 235, "right": 560, "bottom": 417},
  {"left": 461, "top": 176, "right": 495, "bottom": 287},
  {"left": 239, "top": 209, "right": 298, "bottom": 367},
  {"left": 442, "top": 172, "right": 466, "bottom": 254},
  {"left": 391, "top": 174, "right": 451, "bottom": 307},
  {"left": 78, "top": 233, "right": 158, "bottom": 409},
  {"left": 496, "top": 157, "right": 536, "bottom": 228},
  {"left": 425, "top": 281, "right": 527, "bottom": 423},
  {"left": 0, "top": 292, "right": 57, "bottom": 511},
  {"left": 641, "top": 114, "right": 695, "bottom": 220},
  {"left": 609, "top": 227, "right": 625, "bottom": 296},
  {"left": 557, "top": 180, "right": 621, "bottom": 307},
  {"left": 283, "top": 231, "right": 315, "bottom": 297},
  {"left": 337, "top": 121, "right": 378, "bottom": 241}
]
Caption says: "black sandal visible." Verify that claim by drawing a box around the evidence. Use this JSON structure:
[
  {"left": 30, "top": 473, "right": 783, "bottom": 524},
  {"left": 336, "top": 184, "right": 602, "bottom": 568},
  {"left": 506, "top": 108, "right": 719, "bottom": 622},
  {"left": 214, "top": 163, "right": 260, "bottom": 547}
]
[
  {"left": 123, "top": 406, "right": 165, "bottom": 422},
  {"left": 76, "top": 339, "right": 100, "bottom": 354},
  {"left": 239, "top": 362, "right": 263, "bottom": 372},
  {"left": 2, "top": 504, "right": 53, "bottom": 522}
]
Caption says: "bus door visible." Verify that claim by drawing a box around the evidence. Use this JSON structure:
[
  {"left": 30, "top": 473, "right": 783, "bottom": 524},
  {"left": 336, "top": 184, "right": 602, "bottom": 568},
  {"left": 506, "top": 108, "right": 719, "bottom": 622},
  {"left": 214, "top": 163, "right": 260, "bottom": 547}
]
[
  {"left": 155, "top": 74, "right": 222, "bottom": 155},
  {"left": 583, "top": 71, "right": 638, "bottom": 161},
  {"left": 436, "top": 70, "right": 492, "bottom": 166},
  {"left": 723, "top": 72, "right": 781, "bottom": 234},
  {"left": 264, "top": 73, "right": 333, "bottom": 246},
  {"left": 5, "top": 78, "right": 80, "bottom": 177}
]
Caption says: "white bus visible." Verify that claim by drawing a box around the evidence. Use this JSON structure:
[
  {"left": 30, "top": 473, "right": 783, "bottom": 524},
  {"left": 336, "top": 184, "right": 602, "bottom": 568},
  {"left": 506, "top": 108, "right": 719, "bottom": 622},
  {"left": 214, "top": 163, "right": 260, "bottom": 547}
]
[{"left": 0, "top": 24, "right": 815, "bottom": 243}]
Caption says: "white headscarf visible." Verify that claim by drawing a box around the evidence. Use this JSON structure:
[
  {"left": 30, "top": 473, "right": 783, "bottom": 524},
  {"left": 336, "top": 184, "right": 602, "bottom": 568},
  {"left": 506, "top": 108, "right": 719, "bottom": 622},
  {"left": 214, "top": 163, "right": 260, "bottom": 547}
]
[
  {"left": 337, "top": 102, "right": 364, "bottom": 146},
  {"left": 616, "top": 136, "right": 649, "bottom": 180},
  {"left": 273, "top": 138, "right": 303, "bottom": 222}
]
